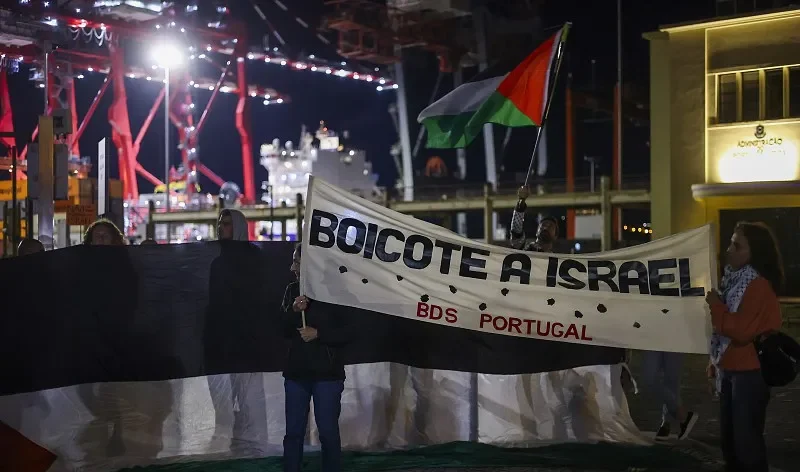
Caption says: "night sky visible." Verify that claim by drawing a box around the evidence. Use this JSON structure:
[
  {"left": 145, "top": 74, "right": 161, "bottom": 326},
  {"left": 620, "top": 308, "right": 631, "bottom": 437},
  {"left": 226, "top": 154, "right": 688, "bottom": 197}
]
[{"left": 3, "top": 0, "right": 715, "bottom": 198}]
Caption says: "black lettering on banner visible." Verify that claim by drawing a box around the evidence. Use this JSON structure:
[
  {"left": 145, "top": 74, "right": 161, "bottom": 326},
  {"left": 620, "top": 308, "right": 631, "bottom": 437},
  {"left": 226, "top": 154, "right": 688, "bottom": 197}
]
[
  {"left": 459, "top": 246, "right": 490, "bottom": 280},
  {"left": 403, "top": 235, "right": 434, "bottom": 269},
  {"left": 435, "top": 240, "right": 461, "bottom": 275},
  {"left": 375, "top": 228, "right": 405, "bottom": 263},
  {"left": 336, "top": 218, "right": 367, "bottom": 254},
  {"left": 500, "top": 253, "right": 531, "bottom": 284},
  {"left": 648, "top": 259, "right": 679, "bottom": 297},
  {"left": 363, "top": 223, "right": 379, "bottom": 259},
  {"left": 618, "top": 261, "right": 650, "bottom": 294},
  {"left": 309, "top": 209, "right": 338, "bottom": 248},
  {"left": 558, "top": 259, "right": 587, "bottom": 290},
  {"left": 588, "top": 260, "right": 619, "bottom": 292},
  {"left": 546, "top": 257, "right": 559, "bottom": 287},
  {"left": 679, "top": 258, "right": 705, "bottom": 297}
]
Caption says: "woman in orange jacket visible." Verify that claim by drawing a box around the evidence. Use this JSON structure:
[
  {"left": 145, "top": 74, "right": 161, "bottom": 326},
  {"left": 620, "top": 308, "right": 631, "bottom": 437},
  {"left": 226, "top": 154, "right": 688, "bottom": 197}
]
[{"left": 705, "top": 222, "right": 783, "bottom": 472}]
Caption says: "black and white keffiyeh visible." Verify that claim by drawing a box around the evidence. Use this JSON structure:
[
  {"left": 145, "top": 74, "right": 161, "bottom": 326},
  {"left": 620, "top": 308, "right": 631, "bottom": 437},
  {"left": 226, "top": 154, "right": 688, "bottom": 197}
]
[{"left": 710, "top": 264, "right": 760, "bottom": 391}]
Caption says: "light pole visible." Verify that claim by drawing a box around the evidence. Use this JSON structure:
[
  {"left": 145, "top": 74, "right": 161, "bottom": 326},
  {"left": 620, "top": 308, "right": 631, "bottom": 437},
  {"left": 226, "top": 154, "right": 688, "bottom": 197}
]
[
  {"left": 584, "top": 155, "right": 599, "bottom": 193},
  {"left": 152, "top": 42, "right": 184, "bottom": 242},
  {"left": 164, "top": 66, "right": 170, "bottom": 225}
]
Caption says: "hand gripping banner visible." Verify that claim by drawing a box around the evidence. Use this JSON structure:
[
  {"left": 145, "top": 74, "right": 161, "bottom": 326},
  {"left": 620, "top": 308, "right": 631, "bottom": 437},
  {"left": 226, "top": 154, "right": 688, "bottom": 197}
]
[{"left": 301, "top": 177, "right": 714, "bottom": 354}]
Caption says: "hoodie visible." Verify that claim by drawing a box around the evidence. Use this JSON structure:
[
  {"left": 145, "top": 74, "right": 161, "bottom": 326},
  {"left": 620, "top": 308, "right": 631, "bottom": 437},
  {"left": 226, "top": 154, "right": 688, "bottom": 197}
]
[
  {"left": 225, "top": 209, "right": 250, "bottom": 241},
  {"left": 203, "top": 209, "right": 268, "bottom": 373}
]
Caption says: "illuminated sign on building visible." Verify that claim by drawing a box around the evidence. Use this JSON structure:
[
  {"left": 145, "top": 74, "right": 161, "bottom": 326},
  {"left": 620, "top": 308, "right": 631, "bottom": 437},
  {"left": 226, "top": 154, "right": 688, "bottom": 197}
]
[{"left": 710, "top": 123, "right": 800, "bottom": 184}]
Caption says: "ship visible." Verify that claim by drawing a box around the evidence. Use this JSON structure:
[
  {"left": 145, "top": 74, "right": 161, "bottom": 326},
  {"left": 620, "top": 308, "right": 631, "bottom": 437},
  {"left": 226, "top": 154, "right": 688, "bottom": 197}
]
[
  {"left": 261, "top": 121, "right": 380, "bottom": 205},
  {"left": 258, "top": 121, "right": 380, "bottom": 239}
]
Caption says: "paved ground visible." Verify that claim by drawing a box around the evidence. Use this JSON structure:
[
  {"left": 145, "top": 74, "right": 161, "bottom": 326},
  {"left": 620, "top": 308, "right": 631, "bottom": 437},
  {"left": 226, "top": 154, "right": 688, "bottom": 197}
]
[
  {"left": 397, "top": 321, "right": 800, "bottom": 472},
  {"left": 626, "top": 350, "right": 799, "bottom": 472}
]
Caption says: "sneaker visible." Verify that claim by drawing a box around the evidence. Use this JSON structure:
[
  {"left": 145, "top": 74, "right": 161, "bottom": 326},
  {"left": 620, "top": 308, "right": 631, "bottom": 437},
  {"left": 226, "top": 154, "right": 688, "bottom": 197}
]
[
  {"left": 678, "top": 411, "right": 698, "bottom": 440},
  {"left": 655, "top": 422, "right": 671, "bottom": 441}
]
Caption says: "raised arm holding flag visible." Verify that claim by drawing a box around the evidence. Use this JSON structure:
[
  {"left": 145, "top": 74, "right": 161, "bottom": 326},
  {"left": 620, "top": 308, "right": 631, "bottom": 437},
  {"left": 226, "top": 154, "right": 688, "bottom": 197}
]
[{"left": 417, "top": 24, "right": 571, "bottom": 247}]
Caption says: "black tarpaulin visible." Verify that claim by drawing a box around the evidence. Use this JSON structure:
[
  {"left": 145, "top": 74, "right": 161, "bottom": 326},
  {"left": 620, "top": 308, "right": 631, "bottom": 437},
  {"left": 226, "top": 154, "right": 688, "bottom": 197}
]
[{"left": 0, "top": 242, "right": 623, "bottom": 396}]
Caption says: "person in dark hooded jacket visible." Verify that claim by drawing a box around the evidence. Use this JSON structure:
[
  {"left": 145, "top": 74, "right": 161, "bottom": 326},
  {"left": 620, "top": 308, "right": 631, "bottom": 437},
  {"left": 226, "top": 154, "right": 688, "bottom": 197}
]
[
  {"left": 281, "top": 244, "right": 354, "bottom": 472},
  {"left": 205, "top": 209, "right": 269, "bottom": 455}
]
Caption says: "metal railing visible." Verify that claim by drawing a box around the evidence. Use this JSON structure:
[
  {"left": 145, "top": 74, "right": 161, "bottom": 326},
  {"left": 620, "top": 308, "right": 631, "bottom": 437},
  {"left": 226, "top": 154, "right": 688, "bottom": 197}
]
[
  {"left": 145, "top": 175, "right": 651, "bottom": 251},
  {"left": 402, "top": 174, "right": 650, "bottom": 202}
]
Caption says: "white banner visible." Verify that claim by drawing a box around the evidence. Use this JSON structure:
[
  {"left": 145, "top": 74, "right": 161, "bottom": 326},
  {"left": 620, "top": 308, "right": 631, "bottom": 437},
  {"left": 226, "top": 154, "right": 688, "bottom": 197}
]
[{"left": 301, "top": 177, "right": 714, "bottom": 354}]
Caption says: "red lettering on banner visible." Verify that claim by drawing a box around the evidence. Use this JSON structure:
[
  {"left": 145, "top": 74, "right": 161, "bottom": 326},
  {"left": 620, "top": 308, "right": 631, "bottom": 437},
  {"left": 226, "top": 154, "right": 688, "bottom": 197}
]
[
  {"left": 478, "top": 313, "right": 592, "bottom": 342},
  {"left": 416, "top": 302, "right": 429, "bottom": 318},
  {"left": 522, "top": 319, "right": 535, "bottom": 335},
  {"left": 580, "top": 325, "right": 593, "bottom": 341},
  {"left": 537, "top": 321, "right": 550, "bottom": 337},
  {"left": 416, "top": 302, "right": 458, "bottom": 324},
  {"left": 564, "top": 324, "right": 579, "bottom": 339},
  {"left": 552, "top": 322, "right": 564, "bottom": 337}
]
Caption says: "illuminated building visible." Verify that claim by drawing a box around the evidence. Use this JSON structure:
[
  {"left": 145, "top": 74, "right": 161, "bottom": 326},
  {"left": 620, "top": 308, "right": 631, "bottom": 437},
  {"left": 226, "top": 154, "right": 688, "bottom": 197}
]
[
  {"left": 646, "top": 6, "right": 800, "bottom": 291},
  {"left": 258, "top": 122, "right": 378, "bottom": 239}
]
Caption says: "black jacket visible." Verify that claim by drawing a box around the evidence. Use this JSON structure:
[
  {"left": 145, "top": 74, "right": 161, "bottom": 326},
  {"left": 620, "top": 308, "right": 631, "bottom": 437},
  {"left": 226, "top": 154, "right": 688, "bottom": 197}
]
[
  {"left": 204, "top": 241, "right": 271, "bottom": 375},
  {"left": 281, "top": 281, "right": 354, "bottom": 381}
]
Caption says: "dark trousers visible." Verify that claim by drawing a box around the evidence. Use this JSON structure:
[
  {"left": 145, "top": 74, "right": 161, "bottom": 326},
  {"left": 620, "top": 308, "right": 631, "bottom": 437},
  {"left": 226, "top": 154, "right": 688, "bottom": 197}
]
[
  {"left": 283, "top": 379, "right": 344, "bottom": 472},
  {"left": 719, "top": 369, "right": 770, "bottom": 472},
  {"left": 641, "top": 351, "right": 683, "bottom": 424}
]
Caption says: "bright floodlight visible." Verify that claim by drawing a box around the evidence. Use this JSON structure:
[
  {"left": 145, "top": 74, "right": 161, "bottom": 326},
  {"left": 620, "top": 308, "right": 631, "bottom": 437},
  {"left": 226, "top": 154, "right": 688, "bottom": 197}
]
[{"left": 152, "top": 42, "right": 184, "bottom": 68}]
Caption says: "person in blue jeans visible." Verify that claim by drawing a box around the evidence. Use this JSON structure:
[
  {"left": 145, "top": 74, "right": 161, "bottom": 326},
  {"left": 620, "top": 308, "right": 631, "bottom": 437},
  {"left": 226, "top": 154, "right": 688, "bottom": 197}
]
[
  {"left": 641, "top": 350, "right": 698, "bottom": 441},
  {"left": 281, "top": 244, "right": 354, "bottom": 472}
]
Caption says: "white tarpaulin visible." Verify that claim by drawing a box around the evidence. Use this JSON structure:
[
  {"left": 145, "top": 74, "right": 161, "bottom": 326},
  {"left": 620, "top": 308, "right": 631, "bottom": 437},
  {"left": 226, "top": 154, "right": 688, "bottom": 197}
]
[
  {"left": 302, "top": 177, "right": 714, "bottom": 354},
  {"left": 0, "top": 365, "right": 645, "bottom": 471}
]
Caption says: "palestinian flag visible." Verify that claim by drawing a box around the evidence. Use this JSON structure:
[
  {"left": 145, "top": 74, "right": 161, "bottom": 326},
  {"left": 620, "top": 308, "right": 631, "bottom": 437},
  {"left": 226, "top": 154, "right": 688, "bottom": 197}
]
[
  {"left": 418, "top": 24, "right": 569, "bottom": 149},
  {"left": 0, "top": 239, "right": 623, "bottom": 470}
]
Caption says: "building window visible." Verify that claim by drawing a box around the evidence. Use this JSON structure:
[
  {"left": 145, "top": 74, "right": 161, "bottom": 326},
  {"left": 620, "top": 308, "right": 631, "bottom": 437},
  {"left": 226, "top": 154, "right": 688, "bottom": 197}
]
[
  {"left": 741, "top": 71, "right": 760, "bottom": 122},
  {"left": 764, "top": 69, "right": 784, "bottom": 120},
  {"left": 713, "top": 65, "right": 800, "bottom": 125},
  {"left": 718, "top": 74, "right": 737, "bottom": 124},
  {"left": 790, "top": 67, "right": 800, "bottom": 118}
]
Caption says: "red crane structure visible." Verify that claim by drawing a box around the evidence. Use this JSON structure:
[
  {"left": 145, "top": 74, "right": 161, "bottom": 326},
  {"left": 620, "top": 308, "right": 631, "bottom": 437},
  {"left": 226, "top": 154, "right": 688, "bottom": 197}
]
[
  {"left": 0, "top": 0, "right": 292, "bottom": 207},
  {"left": 322, "top": 0, "right": 472, "bottom": 72}
]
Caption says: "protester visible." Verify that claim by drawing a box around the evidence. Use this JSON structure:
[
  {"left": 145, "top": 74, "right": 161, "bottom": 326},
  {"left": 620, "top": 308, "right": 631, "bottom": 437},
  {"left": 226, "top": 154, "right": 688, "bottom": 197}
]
[
  {"left": 706, "top": 222, "right": 783, "bottom": 472},
  {"left": 78, "top": 218, "right": 128, "bottom": 456},
  {"left": 510, "top": 186, "right": 559, "bottom": 252},
  {"left": 216, "top": 208, "right": 248, "bottom": 241},
  {"left": 17, "top": 238, "right": 44, "bottom": 256},
  {"left": 282, "top": 244, "right": 353, "bottom": 472},
  {"left": 205, "top": 208, "right": 268, "bottom": 455},
  {"left": 641, "top": 351, "right": 697, "bottom": 440},
  {"left": 511, "top": 185, "right": 631, "bottom": 431},
  {"left": 83, "top": 219, "right": 125, "bottom": 246}
]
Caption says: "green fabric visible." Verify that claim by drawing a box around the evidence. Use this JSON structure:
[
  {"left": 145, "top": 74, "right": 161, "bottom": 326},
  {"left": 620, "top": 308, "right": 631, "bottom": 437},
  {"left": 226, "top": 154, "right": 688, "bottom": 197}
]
[
  {"left": 118, "top": 441, "right": 716, "bottom": 472},
  {"left": 422, "top": 92, "right": 535, "bottom": 149}
]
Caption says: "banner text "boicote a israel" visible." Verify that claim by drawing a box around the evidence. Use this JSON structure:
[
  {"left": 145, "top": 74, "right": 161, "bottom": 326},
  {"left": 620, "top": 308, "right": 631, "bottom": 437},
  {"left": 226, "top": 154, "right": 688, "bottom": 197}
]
[{"left": 301, "top": 178, "right": 713, "bottom": 354}]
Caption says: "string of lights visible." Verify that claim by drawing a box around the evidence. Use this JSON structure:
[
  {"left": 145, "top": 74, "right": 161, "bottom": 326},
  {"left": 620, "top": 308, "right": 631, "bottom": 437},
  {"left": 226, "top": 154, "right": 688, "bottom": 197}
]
[
  {"left": 63, "top": 18, "right": 397, "bottom": 96},
  {"left": 14, "top": 2, "right": 397, "bottom": 101},
  {"left": 623, "top": 224, "right": 653, "bottom": 235},
  {"left": 246, "top": 0, "right": 393, "bottom": 88}
]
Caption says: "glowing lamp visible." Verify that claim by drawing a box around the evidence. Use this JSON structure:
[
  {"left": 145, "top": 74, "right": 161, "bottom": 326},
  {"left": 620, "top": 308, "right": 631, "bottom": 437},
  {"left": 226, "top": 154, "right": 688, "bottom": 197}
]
[
  {"left": 151, "top": 42, "right": 185, "bottom": 68},
  {"left": 717, "top": 139, "right": 799, "bottom": 183}
]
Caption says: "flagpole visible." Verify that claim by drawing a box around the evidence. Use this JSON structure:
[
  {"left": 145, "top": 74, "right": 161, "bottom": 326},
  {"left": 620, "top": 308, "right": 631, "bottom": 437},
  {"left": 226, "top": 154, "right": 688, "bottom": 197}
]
[{"left": 523, "top": 23, "right": 571, "bottom": 188}]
